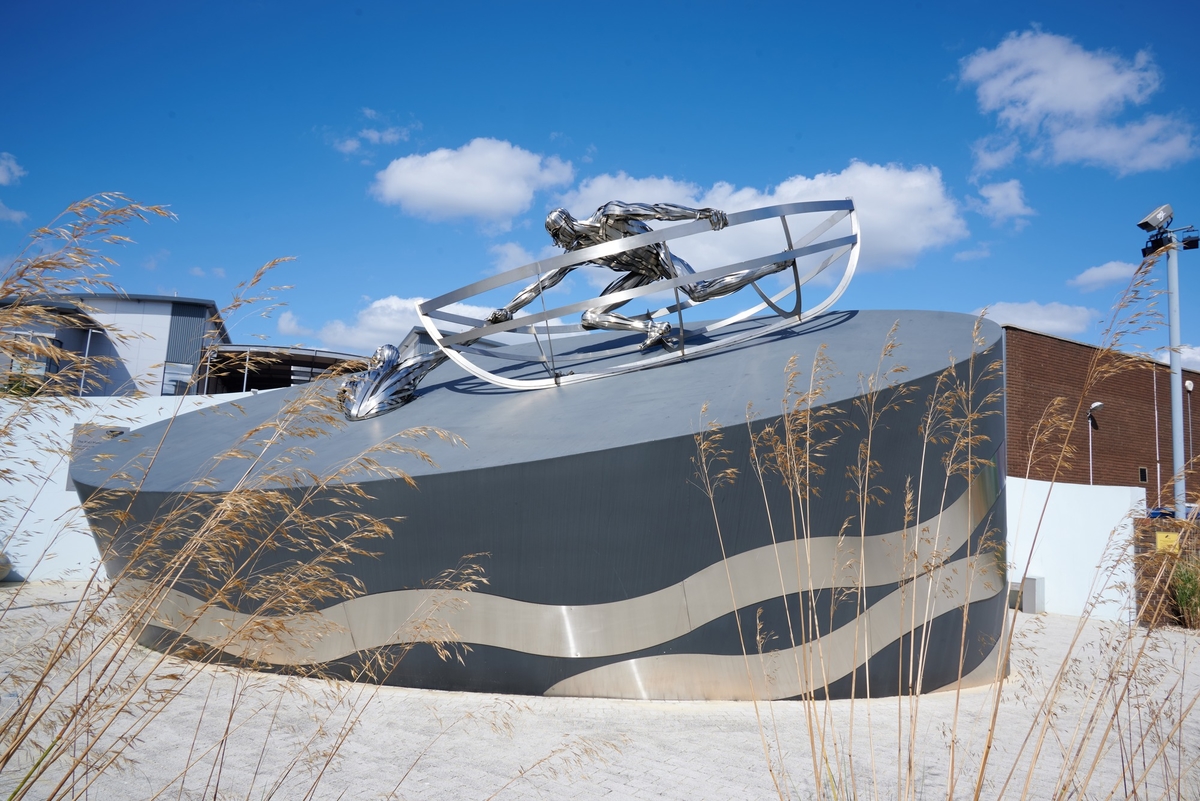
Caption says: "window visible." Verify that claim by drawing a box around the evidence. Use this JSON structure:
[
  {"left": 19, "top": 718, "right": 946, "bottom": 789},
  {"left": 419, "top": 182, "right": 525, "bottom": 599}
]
[
  {"left": 1139, "top": 467, "right": 1148, "bottom": 483},
  {"left": 161, "top": 362, "right": 194, "bottom": 396}
]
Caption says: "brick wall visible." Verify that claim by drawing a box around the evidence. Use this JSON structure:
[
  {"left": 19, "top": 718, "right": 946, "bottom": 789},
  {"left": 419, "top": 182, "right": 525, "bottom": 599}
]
[{"left": 1004, "top": 326, "right": 1200, "bottom": 506}]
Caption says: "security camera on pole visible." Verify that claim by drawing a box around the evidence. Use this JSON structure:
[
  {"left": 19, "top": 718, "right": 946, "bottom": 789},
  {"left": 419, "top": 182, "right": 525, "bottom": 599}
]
[{"left": 1138, "top": 204, "right": 1198, "bottom": 518}]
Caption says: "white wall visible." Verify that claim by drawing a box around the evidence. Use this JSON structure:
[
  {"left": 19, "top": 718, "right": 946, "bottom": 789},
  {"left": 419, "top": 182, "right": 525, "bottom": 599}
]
[
  {"left": 86, "top": 297, "right": 174, "bottom": 394},
  {"left": 0, "top": 393, "right": 253, "bottom": 582},
  {"left": 1006, "top": 477, "right": 1145, "bottom": 621}
]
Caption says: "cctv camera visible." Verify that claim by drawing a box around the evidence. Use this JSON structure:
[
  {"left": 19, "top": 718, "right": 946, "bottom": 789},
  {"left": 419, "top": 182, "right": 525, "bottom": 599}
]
[{"left": 1137, "top": 204, "right": 1174, "bottom": 232}]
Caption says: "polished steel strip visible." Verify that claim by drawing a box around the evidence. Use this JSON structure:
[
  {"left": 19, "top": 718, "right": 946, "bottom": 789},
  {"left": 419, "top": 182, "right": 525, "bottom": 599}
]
[
  {"left": 129, "top": 464, "right": 1000, "bottom": 668},
  {"left": 544, "top": 552, "right": 1004, "bottom": 700}
]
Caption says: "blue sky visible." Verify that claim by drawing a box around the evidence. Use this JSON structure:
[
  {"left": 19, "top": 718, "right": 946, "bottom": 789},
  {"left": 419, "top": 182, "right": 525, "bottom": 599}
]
[{"left": 1, "top": 1, "right": 1197, "bottom": 364}]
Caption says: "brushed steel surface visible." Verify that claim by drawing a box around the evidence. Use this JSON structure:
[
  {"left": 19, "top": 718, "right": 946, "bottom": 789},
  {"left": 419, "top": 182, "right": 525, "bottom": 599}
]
[{"left": 127, "top": 461, "right": 999, "bottom": 668}]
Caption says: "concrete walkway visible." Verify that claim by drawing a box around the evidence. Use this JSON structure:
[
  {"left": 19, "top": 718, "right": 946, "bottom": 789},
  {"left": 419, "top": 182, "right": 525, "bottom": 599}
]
[{"left": 2, "top": 582, "right": 1198, "bottom": 800}]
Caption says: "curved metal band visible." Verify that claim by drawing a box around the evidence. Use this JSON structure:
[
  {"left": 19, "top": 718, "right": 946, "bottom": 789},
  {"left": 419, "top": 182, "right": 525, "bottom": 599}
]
[{"left": 418, "top": 203, "right": 860, "bottom": 393}]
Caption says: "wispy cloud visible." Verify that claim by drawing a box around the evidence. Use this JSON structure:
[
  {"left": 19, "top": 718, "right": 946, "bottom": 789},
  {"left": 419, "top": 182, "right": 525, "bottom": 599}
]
[
  {"left": 372, "top": 138, "right": 574, "bottom": 228},
  {"left": 970, "top": 136, "right": 1019, "bottom": 177},
  {"left": 0, "top": 200, "right": 27, "bottom": 225},
  {"left": 358, "top": 127, "right": 408, "bottom": 145},
  {"left": 967, "top": 179, "right": 1035, "bottom": 229},
  {"left": 142, "top": 249, "right": 169, "bottom": 271},
  {"left": 0, "top": 153, "right": 26, "bottom": 186},
  {"left": 329, "top": 110, "right": 419, "bottom": 158},
  {"left": 976, "top": 300, "right": 1098, "bottom": 335},
  {"left": 961, "top": 30, "right": 1195, "bottom": 176},
  {"left": 1067, "top": 260, "right": 1138, "bottom": 292},
  {"left": 954, "top": 245, "right": 991, "bottom": 262}
]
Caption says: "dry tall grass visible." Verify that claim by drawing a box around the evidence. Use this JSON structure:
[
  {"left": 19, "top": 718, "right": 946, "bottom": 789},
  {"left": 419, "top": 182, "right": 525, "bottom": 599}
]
[
  {"left": 690, "top": 248, "right": 1198, "bottom": 799},
  {"left": 0, "top": 196, "right": 520, "bottom": 800}
]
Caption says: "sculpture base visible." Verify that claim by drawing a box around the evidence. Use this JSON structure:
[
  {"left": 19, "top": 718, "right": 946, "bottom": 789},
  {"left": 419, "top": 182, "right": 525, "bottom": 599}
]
[{"left": 72, "top": 310, "right": 1007, "bottom": 700}]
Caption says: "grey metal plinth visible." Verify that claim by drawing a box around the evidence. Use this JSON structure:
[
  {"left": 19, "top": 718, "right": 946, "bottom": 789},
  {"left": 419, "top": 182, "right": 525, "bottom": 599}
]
[{"left": 71, "top": 310, "right": 1007, "bottom": 700}]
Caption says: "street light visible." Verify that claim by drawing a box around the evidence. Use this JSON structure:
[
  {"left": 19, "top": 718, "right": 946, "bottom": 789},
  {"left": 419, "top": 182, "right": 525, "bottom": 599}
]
[
  {"left": 1088, "top": 401, "right": 1104, "bottom": 485},
  {"left": 1188, "top": 379, "right": 1195, "bottom": 484},
  {"left": 1138, "top": 204, "right": 1195, "bottom": 517}
]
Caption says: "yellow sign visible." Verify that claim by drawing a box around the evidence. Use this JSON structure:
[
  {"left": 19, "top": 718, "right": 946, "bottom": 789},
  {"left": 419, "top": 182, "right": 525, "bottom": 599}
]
[{"left": 1156, "top": 531, "right": 1180, "bottom": 554}]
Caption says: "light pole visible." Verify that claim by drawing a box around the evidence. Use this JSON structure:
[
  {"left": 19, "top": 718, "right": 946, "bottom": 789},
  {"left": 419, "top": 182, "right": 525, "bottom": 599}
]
[
  {"left": 1138, "top": 205, "right": 1198, "bottom": 517},
  {"left": 1188, "top": 379, "right": 1195, "bottom": 487},
  {"left": 1088, "top": 401, "right": 1103, "bottom": 485}
]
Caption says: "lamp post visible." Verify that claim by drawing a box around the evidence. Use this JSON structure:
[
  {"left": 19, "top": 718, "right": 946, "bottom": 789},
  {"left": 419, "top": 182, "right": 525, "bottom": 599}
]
[
  {"left": 1188, "top": 379, "right": 1195, "bottom": 486},
  {"left": 1138, "top": 205, "right": 1197, "bottom": 518},
  {"left": 1088, "top": 401, "right": 1103, "bottom": 485}
]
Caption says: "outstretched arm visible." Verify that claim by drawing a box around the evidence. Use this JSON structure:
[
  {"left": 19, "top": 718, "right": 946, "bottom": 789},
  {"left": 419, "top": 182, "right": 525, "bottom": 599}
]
[
  {"left": 597, "top": 201, "right": 727, "bottom": 231},
  {"left": 486, "top": 265, "right": 575, "bottom": 324}
]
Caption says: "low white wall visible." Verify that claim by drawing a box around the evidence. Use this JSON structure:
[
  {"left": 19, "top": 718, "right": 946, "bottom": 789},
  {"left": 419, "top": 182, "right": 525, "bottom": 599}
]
[
  {"left": 1006, "top": 477, "right": 1145, "bottom": 621},
  {"left": 1, "top": 393, "right": 254, "bottom": 582}
]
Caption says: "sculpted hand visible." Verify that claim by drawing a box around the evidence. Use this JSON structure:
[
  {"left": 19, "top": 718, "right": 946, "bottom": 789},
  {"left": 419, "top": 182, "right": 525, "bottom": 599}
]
[
  {"left": 705, "top": 209, "right": 728, "bottom": 231},
  {"left": 487, "top": 308, "right": 513, "bottom": 325}
]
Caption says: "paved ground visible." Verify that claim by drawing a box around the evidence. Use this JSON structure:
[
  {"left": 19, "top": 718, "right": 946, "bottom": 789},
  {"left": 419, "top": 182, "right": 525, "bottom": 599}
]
[{"left": 2, "top": 582, "right": 1198, "bottom": 800}]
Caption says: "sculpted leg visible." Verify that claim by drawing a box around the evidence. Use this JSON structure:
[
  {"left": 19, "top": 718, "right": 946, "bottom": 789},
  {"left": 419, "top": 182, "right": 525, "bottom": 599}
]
[
  {"left": 684, "top": 260, "right": 793, "bottom": 303},
  {"left": 581, "top": 272, "right": 671, "bottom": 350}
]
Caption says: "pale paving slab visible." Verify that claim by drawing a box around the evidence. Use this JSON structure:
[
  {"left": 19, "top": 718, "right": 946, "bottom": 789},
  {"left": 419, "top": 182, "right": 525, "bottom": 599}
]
[{"left": 2, "top": 582, "right": 1198, "bottom": 800}]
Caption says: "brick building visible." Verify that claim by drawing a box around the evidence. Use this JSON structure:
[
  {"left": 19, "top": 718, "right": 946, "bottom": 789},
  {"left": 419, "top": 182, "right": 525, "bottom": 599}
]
[{"left": 1004, "top": 326, "right": 1199, "bottom": 507}]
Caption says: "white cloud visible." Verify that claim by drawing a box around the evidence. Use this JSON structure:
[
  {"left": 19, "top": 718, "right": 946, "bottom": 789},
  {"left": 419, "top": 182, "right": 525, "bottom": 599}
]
[
  {"left": 188, "top": 267, "right": 206, "bottom": 277},
  {"left": 334, "top": 137, "right": 361, "bottom": 155},
  {"left": 556, "top": 161, "right": 968, "bottom": 272},
  {"left": 961, "top": 30, "right": 1195, "bottom": 175},
  {"left": 0, "top": 153, "right": 26, "bottom": 186},
  {"left": 362, "top": 107, "right": 380, "bottom": 120},
  {"left": 1067, "top": 260, "right": 1138, "bottom": 292},
  {"left": 0, "top": 200, "right": 28, "bottom": 225},
  {"left": 976, "top": 300, "right": 1098, "bottom": 335},
  {"left": 212, "top": 267, "right": 226, "bottom": 279},
  {"left": 962, "top": 31, "right": 1158, "bottom": 130},
  {"left": 489, "top": 242, "right": 534, "bottom": 273},
  {"left": 968, "top": 180, "right": 1035, "bottom": 229},
  {"left": 371, "top": 138, "right": 574, "bottom": 227},
  {"left": 1181, "top": 345, "right": 1200, "bottom": 370},
  {"left": 1048, "top": 114, "right": 1194, "bottom": 174},
  {"left": 278, "top": 310, "right": 312, "bottom": 338},
  {"left": 316, "top": 295, "right": 499, "bottom": 354}
]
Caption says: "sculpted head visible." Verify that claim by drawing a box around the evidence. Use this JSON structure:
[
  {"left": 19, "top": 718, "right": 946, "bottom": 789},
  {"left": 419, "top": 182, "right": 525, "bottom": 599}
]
[{"left": 545, "top": 208, "right": 578, "bottom": 247}]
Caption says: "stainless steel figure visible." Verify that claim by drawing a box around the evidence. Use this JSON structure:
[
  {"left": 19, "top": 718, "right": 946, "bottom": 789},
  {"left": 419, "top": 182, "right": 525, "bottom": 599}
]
[
  {"left": 338, "top": 342, "right": 443, "bottom": 421},
  {"left": 340, "top": 201, "right": 793, "bottom": 420},
  {"left": 487, "top": 202, "right": 791, "bottom": 350}
]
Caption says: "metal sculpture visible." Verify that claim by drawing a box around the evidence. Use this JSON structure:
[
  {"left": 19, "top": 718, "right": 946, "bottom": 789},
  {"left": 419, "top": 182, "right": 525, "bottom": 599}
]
[
  {"left": 341, "top": 199, "right": 860, "bottom": 420},
  {"left": 487, "top": 202, "right": 794, "bottom": 349}
]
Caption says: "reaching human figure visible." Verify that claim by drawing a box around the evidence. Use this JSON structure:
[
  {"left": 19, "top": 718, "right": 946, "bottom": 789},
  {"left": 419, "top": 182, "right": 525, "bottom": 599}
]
[
  {"left": 341, "top": 200, "right": 792, "bottom": 419},
  {"left": 487, "top": 201, "right": 792, "bottom": 350}
]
